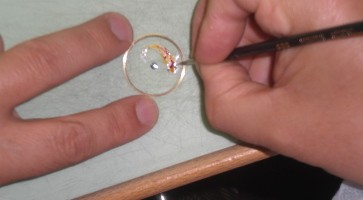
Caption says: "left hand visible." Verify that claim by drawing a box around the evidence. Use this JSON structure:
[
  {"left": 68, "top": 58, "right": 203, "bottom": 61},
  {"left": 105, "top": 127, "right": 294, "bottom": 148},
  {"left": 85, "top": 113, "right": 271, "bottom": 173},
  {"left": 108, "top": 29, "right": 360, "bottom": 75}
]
[{"left": 0, "top": 13, "right": 158, "bottom": 185}]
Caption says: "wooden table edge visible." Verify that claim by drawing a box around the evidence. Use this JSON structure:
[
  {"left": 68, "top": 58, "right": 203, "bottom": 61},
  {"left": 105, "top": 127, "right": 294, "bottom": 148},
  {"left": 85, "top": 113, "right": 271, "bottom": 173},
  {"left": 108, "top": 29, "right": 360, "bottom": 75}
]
[{"left": 78, "top": 145, "right": 273, "bottom": 200}]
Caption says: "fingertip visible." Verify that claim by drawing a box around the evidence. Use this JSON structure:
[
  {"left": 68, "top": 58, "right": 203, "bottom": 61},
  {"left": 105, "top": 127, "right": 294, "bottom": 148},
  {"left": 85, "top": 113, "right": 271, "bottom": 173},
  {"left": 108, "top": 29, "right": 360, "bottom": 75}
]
[
  {"left": 99, "top": 95, "right": 159, "bottom": 142},
  {"left": 194, "top": 0, "right": 246, "bottom": 64},
  {"left": 135, "top": 96, "right": 159, "bottom": 127},
  {"left": 104, "top": 12, "right": 133, "bottom": 44},
  {"left": 191, "top": 0, "right": 208, "bottom": 56}
]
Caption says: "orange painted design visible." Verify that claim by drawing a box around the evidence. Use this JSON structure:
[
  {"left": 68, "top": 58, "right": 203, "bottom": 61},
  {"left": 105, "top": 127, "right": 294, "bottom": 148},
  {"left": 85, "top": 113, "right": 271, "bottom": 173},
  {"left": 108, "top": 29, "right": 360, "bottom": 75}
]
[{"left": 148, "top": 44, "right": 177, "bottom": 74}]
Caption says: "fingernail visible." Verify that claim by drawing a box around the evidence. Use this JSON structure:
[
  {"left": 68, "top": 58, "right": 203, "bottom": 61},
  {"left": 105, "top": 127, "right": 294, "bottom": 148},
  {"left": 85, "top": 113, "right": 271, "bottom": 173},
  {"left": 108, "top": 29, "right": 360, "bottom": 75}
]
[
  {"left": 135, "top": 97, "right": 158, "bottom": 126},
  {"left": 107, "top": 13, "right": 133, "bottom": 42}
]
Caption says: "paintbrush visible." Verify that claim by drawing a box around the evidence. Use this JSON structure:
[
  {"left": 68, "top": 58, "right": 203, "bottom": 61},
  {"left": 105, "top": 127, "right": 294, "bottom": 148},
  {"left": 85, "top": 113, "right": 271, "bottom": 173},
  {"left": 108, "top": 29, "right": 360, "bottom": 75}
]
[{"left": 178, "top": 20, "right": 363, "bottom": 66}]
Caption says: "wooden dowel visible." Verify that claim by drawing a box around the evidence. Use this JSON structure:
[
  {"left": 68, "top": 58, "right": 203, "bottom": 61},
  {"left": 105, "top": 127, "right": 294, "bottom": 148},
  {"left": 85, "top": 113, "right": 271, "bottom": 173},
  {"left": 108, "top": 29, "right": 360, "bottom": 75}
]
[{"left": 78, "top": 145, "right": 273, "bottom": 200}]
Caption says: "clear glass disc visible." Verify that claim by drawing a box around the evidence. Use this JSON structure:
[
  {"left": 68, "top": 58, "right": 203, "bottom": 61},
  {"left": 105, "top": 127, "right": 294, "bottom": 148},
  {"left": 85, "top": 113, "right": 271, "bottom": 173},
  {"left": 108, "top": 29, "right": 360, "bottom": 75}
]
[{"left": 123, "top": 34, "right": 185, "bottom": 96}]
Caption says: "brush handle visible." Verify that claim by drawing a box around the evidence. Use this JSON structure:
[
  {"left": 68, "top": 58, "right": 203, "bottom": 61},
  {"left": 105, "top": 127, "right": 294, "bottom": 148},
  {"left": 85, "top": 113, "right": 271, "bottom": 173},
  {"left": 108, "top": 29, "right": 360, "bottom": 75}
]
[{"left": 227, "top": 21, "right": 363, "bottom": 60}]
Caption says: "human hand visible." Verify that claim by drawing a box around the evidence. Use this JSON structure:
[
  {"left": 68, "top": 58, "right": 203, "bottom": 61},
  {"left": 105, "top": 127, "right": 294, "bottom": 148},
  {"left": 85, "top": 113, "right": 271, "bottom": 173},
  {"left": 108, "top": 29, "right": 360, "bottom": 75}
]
[
  {"left": 0, "top": 13, "right": 158, "bottom": 185},
  {"left": 192, "top": 0, "right": 363, "bottom": 184}
]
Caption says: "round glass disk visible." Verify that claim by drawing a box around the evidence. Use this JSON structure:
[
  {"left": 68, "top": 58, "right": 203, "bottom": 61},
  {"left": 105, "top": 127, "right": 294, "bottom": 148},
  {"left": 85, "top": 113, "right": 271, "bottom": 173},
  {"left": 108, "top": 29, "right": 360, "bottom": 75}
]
[{"left": 123, "top": 34, "right": 185, "bottom": 96}]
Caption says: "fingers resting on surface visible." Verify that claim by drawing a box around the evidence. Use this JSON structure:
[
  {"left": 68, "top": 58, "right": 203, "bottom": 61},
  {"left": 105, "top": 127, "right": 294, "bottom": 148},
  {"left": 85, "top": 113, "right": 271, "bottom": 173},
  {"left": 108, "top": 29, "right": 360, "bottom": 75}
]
[
  {"left": 0, "top": 96, "right": 158, "bottom": 185},
  {"left": 0, "top": 13, "right": 159, "bottom": 185}
]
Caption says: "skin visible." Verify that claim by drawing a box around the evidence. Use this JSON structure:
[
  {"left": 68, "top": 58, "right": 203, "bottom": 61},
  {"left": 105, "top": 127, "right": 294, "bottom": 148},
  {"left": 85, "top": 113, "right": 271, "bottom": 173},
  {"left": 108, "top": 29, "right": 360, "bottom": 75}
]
[
  {"left": 192, "top": 0, "right": 363, "bottom": 185},
  {"left": 0, "top": 13, "right": 159, "bottom": 185}
]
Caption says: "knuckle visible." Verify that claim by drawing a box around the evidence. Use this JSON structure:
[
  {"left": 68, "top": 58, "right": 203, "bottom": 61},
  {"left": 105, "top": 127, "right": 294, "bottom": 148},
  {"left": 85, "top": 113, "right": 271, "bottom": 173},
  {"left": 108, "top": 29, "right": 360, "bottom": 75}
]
[
  {"left": 19, "top": 39, "right": 61, "bottom": 76},
  {"left": 81, "top": 27, "right": 107, "bottom": 55},
  {"left": 105, "top": 106, "right": 129, "bottom": 143},
  {"left": 53, "top": 121, "right": 93, "bottom": 165}
]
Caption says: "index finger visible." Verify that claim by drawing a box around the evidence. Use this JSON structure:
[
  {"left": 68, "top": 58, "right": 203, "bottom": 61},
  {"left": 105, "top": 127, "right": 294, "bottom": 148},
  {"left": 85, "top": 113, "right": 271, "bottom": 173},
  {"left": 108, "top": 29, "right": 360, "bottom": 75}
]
[
  {"left": 193, "top": 0, "right": 247, "bottom": 64},
  {"left": 0, "top": 13, "right": 132, "bottom": 109},
  {"left": 192, "top": 0, "right": 292, "bottom": 64}
]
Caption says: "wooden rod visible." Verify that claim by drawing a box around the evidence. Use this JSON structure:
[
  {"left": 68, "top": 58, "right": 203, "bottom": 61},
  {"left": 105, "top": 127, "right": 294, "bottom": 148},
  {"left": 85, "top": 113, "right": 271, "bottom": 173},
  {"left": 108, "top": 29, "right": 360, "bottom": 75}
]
[{"left": 78, "top": 145, "right": 273, "bottom": 200}]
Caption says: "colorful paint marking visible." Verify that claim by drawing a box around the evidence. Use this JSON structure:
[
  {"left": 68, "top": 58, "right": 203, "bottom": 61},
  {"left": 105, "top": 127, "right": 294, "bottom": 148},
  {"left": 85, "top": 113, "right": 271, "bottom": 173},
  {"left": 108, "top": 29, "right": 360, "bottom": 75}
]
[{"left": 142, "top": 44, "right": 178, "bottom": 74}]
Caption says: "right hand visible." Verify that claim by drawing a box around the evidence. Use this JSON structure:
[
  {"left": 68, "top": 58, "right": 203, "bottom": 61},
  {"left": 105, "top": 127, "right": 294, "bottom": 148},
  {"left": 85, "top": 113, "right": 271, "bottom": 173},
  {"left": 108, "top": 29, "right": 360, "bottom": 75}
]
[{"left": 192, "top": 0, "right": 363, "bottom": 185}]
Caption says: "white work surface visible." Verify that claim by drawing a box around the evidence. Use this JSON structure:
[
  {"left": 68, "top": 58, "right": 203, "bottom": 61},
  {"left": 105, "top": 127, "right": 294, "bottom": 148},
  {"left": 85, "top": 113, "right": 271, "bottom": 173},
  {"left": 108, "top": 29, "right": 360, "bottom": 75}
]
[{"left": 0, "top": 1, "right": 238, "bottom": 199}]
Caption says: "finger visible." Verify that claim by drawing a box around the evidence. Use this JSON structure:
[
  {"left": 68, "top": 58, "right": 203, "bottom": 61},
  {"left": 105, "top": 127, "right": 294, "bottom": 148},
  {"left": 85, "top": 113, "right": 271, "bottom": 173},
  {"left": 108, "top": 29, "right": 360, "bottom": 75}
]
[
  {"left": 191, "top": 0, "right": 207, "bottom": 56},
  {"left": 194, "top": 0, "right": 291, "bottom": 64},
  {"left": 0, "top": 12, "right": 133, "bottom": 109},
  {"left": 0, "top": 96, "right": 158, "bottom": 184},
  {"left": 195, "top": 0, "right": 247, "bottom": 64},
  {"left": 232, "top": 18, "right": 275, "bottom": 84},
  {"left": 248, "top": 55, "right": 274, "bottom": 85}
]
